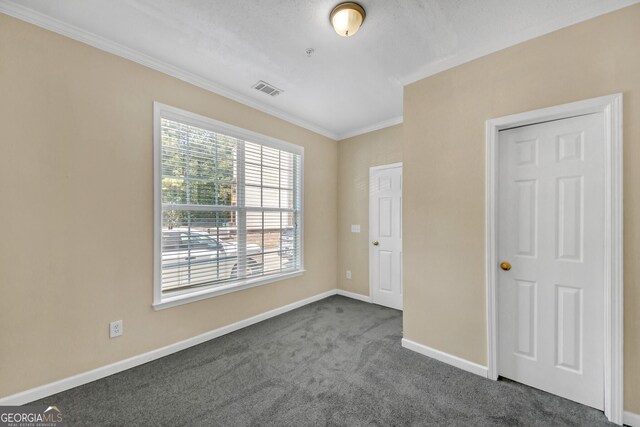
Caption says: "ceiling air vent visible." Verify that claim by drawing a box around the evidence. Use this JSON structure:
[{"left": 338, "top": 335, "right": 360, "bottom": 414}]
[{"left": 252, "top": 80, "right": 283, "bottom": 97}]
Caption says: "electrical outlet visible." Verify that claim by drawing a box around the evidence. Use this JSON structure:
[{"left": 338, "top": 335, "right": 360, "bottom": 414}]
[
  {"left": 346, "top": 270, "right": 352, "bottom": 280},
  {"left": 110, "top": 320, "right": 123, "bottom": 338}
]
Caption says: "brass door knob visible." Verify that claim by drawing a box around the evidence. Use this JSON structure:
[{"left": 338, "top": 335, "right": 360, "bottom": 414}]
[
  {"left": 372, "top": 240, "right": 379, "bottom": 246},
  {"left": 500, "top": 262, "right": 511, "bottom": 271}
]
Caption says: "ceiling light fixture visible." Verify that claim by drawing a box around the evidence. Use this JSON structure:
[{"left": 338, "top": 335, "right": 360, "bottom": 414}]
[{"left": 330, "top": 2, "right": 366, "bottom": 37}]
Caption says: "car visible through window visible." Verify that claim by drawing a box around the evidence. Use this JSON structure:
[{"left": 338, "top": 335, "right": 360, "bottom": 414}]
[{"left": 161, "top": 229, "right": 264, "bottom": 291}]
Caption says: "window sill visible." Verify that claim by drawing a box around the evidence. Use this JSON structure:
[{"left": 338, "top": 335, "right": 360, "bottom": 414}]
[{"left": 152, "top": 270, "right": 306, "bottom": 311}]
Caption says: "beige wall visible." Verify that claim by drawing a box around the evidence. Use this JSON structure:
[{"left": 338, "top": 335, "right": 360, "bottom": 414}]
[
  {"left": 3, "top": 3, "right": 639, "bottom": 413},
  {"left": 337, "top": 125, "right": 403, "bottom": 296},
  {"left": 403, "top": 4, "right": 640, "bottom": 412},
  {"left": 0, "top": 14, "right": 337, "bottom": 397}
]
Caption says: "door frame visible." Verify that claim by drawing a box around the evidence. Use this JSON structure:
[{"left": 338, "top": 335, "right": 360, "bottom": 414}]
[
  {"left": 485, "top": 94, "right": 623, "bottom": 424},
  {"left": 369, "top": 162, "right": 403, "bottom": 308}
]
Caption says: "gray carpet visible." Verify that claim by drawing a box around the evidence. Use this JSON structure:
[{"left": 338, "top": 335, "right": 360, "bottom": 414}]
[{"left": 31, "top": 295, "right": 613, "bottom": 426}]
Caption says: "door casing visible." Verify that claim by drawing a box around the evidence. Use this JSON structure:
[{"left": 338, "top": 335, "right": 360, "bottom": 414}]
[
  {"left": 485, "top": 94, "right": 623, "bottom": 424},
  {"left": 369, "top": 162, "right": 403, "bottom": 309}
]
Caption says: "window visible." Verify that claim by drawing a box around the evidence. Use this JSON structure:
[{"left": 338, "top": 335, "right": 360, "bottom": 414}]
[{"left": 153, "top": 103, "right": 304, "bottom": 309}]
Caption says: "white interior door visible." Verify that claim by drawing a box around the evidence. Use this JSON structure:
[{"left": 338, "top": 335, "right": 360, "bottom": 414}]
[
  {"left": 370, "top": 163, "right": 403, "bottom": 310},
  {"left": 497, "top": 114, "right": 605, "bottom": 409}
]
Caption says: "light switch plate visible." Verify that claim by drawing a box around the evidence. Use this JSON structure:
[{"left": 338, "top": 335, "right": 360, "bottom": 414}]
[{"left": 351, "top": 224, "right": 361, "bottom": 233}]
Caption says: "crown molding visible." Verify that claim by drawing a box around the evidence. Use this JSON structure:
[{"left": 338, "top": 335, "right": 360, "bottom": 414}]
[
  {"left": 0, "top": 1, "right": 340, "bottom": 141},
  {"left": 337, "top": 116, "right": 403, "bottom": 141},
  {"left": 4, "top": 1, "right": 635, "bottom": 141},
  {"left": 401, "top": 0, "right": 640, "bottom": 86}
]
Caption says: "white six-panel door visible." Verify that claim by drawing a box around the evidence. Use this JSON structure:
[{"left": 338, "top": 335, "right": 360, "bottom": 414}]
[
  {"left": 497, "top": 114, "right": 605, "bottom": 409},
  {"left": 370, "top": 164, "right": 403, "bottom": 310}
]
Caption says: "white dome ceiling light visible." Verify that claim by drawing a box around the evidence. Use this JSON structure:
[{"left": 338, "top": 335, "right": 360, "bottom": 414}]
[{"left": 330, "top": 2, "right": 366, "bottom": 37}]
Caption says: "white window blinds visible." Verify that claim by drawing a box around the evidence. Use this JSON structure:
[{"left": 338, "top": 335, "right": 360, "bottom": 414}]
[{"left": 154, "top": 104, "right": 303, "bottom": 306}]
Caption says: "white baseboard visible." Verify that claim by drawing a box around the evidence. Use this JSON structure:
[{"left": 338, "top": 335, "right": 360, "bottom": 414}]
[
  {"left": 336, "top": 289, "right": 372, "bottom": 303},
  {"left": 0, "top": 289, "right": 337, "bottom": 405},
  {"left": 401, "top": 338, "right": 640, "bottom": 425},
  {"left": 3, "top": 289, "right": 632, "bottom": 420},
  {"left": 401, "top": 338, "right": 488, "bottom": 378},
  {"left": 625, "top": 411, "right": 640, "bottom": 426}
]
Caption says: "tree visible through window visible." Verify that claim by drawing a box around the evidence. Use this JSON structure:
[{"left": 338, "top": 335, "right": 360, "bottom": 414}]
[{"left": 154, "top": 104, "right": 303, "bottom": 305}]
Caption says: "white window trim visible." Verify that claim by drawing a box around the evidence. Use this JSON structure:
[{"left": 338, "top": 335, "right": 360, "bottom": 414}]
[{"left": 152, "top": 102, "right": 305, "bottom": 310}]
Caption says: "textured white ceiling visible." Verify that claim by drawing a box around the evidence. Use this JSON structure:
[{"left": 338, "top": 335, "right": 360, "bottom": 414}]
[{"left": 1, "top": 0, "right": 637, "bottom": 139}]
